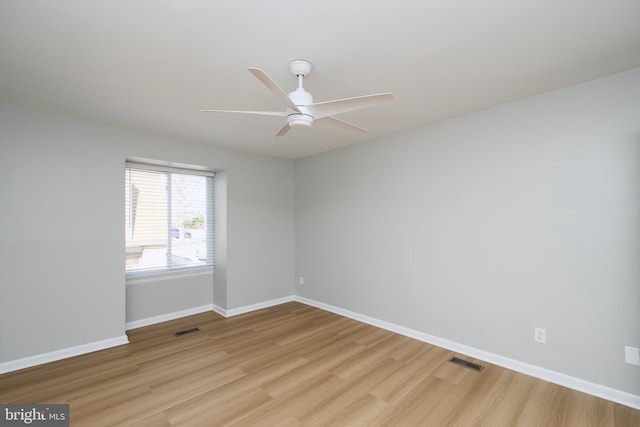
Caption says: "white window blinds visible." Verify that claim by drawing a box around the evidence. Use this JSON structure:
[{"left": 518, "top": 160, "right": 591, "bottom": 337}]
[{"left": 125, "top": 162, "right": 214, "bottom": 274}]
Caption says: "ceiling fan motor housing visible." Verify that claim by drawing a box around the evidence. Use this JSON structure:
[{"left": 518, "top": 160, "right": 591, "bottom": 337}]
[{"left": 288, "top": 88, "right": 314, "bottom": 128}]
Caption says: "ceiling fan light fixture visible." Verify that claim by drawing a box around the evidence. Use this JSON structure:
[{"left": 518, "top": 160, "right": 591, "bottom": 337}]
[{"left": 288, "top": 114, "right": 314, "bottom": 128}]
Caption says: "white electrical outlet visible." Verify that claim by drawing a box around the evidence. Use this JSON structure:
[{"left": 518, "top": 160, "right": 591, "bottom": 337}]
[
  {"left": 299, "top": 276, "right": 304, "bottom": 286},
  {"left": 534, "top": 327, "right": 546, "bottom": 344},
  {"left": 625, "top": 346, "right": 640, "bottom": 365}
]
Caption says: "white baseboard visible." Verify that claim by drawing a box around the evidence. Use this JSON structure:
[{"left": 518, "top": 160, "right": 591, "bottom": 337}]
[
  {"left": 294, "top": 296, "right": 640, "bottom": 410},
  {"left": 212, "top": 303, "right": 228, "bottom": 317},
  {"left": 0, "top": 335, "right": 129, "bottom": 375},
  {"left": 224, "top": 296, "right": 295, "bottom": 317},
  {"left": 127, "top": 296, "right": 296, "bottom": 322},
  {"left": 3, "top": 295, "right": 637, "bottom": 410},
  {"left": 125, "top": 304, "right": 214, "bottom": 330},
  {"left": 0, "top": 298, "right": 291, "bottom": 375}
]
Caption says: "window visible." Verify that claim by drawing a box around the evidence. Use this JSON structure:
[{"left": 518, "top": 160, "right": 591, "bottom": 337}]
[{"left": 125, "top": 162, "right": 214, "bottom": 275}]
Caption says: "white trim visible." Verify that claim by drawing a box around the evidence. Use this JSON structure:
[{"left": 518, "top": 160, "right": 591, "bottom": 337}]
[
  {"left": 0, "top": 335, "right": 129, "bottom": 375},
  {"left": 294, "top": 296, "right": 640, "bottom": 410},
  {"left": 126, "top": 304, "right": 214, "bottom": 330},
  {"left": 224, "top": 296, "right": 295, "bottom": 318},
  {"left": 126, "top": 159, "right": 216, "bottom": 177},
  {"left": 212, "top": 304, "right": 228, "bottom": 317},
  {"left": 126, "top": 267, "right": 214, "bottom": 285},
  {"left": 4, "top": 295, "right": 637, "bottom": 410}
]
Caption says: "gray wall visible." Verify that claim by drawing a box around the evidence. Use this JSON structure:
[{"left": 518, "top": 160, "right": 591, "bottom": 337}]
[
  {"left": 295, "top": 68, "right": 640, "bottom": 395},
  {"left": 0, "top": 104, "right": 295, "bottom": 363}
]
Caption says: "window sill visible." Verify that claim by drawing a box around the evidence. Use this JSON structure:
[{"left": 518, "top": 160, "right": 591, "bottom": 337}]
[{"left": 126, "top": 266, "right": 214, "bottom": 285}]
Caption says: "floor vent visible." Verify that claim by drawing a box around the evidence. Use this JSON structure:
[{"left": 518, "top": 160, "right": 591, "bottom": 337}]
[
  {"left": 174, "top": 327, "right": 201, "bottom": 337},
  {"left": 449, "top": 356, "right": 484, "bottom": 372}
]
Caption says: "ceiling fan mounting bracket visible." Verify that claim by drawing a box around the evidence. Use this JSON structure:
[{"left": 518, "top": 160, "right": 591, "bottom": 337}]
[{"left": 289, "top": 59, "right": 312, "bottom": 77}]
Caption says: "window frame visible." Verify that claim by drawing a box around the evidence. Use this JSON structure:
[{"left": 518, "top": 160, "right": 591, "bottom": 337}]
[{"left": 125, "top": 161, "right": 215, "bottom": 279}]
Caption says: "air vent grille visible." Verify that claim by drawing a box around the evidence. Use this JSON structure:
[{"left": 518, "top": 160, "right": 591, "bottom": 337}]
[
  {"left": 174, "top": 327, "right": 201, "bottom": 337},
  {"left": 449, "top": 356, "right": 484, "bottom": 372}
]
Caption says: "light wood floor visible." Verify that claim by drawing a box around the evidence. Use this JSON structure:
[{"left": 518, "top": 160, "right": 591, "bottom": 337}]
[{"left": 1, "top": 302, "right": 638, "bottom": 426}]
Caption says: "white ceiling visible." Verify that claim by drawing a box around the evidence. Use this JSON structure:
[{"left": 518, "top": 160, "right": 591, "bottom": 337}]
[{"left": 1, "top": 1, "right": 640, "bottom": 159}]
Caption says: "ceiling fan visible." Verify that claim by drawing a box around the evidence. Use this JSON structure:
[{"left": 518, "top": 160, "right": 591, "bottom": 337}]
[{"left": 201, "top": 59, "right": 395, "bottom": 136}]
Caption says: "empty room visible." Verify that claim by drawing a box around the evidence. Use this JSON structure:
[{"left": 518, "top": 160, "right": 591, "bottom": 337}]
[{"left": 1, "top": 1, "right": 639, "bottom": 426}]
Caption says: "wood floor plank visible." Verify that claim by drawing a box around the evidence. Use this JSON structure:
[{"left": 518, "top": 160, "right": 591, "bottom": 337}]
[
  {"left": 261, "top": 342, "right": 365, "bottom": 398},
  {"left": 615, "top": 402, "right": 640, "bottom": 427},
  {"left": 372, "top": 375, "right": 455, "bottom": 426},
  {"left": 298, "top": 357, "right": 399, "bottom": 425},
  {"left": 368, "top": 344, "right": 450, "bottom": 403},
  {"left": 453, "top": 369, "right": 535, "bottom": 426},
  {"left": 165, "top": 386, "right": 273, "bottom": 427},
  {"left": 0, "top": 302, "right": 638, "bottom": 426},
  {"left": 419, "top": 364, "right": 505, "bottom": 426},
  {"left": 320, "top": 393, "right": 389, "bottom": 427},
  {"left": 330, "top": 334, "right": 406, "bottom": 380}
]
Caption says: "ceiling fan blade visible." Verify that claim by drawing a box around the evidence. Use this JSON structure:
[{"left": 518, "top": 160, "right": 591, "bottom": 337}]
[
  {"left": 248, "top": 67, "right": 300, "bottom": 112},
  {"left": 307, "top": 93, "right": 394, "bottom": 119},
  {"left": 275, "top": 123, "right": 290, "bottom": 137},
  {"left": 316, "top": 116, "right": 367, "bottom": 134},
  {"left": 200, "top": 109, "right": 287, "bottom": 117}
]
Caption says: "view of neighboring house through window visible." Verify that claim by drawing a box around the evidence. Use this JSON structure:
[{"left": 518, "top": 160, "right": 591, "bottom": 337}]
[{"left": 125, "top": 162, "right": 214, "bottom": 274}]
